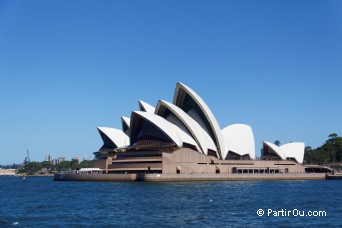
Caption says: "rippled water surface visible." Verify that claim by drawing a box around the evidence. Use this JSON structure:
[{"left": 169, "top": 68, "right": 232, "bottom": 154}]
[{"left": 0, "top": 176, "right": 341, "bottom": 227}]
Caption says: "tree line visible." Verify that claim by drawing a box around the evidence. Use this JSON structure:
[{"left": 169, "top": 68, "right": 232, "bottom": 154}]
[
  {"left": 0, "top": 164, "right": 22, "bottom": 169},
  {"left": 304, "top": 133, "right": 342, "bottom": 164},
  {"left": 18, "top": 159, "right": 93, "bottom": 175}
]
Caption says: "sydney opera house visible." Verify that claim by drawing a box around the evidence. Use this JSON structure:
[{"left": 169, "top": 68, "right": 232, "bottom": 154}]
[{"left": 93, "top": 82, "right": 305, "bottom": 174}]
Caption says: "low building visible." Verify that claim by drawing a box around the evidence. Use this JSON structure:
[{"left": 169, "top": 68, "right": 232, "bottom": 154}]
[{"left": 0, "top": 168, "right": 16, "bottom": 176}]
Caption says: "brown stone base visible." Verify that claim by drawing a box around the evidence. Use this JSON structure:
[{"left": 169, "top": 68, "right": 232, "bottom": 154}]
[{"left": 54, "top": 173, "right": 326, "bottom": 182}]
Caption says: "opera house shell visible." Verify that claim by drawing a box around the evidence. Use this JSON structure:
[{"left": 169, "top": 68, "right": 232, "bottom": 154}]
[{"left": 93, "top": 82, "right": 305, "bottom": 174}]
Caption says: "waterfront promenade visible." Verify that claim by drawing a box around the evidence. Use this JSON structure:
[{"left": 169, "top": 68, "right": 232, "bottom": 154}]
[{"left": 54, "top": 173, "right": 326, "bottom": 182}]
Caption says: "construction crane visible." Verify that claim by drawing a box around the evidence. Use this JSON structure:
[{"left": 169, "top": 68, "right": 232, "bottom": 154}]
[{"left": 23, "top": 149, "right": 30, "bottom": 164}]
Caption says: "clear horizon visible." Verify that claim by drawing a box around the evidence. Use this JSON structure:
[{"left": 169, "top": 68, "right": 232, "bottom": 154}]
[{"left": 1, "top": 0, "right": 341, "bottom": 165}]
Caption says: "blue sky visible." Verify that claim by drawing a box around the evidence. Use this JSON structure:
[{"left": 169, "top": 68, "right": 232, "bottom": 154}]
[{"left": 0, "top": 0, "right": 341, "bottom": 164}]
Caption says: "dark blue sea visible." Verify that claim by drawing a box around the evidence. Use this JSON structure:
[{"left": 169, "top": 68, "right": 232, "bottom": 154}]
[{"left": 0, "top": 176, "right": 341, "bottom": 227}]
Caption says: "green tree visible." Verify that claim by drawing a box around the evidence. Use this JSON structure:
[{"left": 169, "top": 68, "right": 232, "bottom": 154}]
[
  {"left": 329, "top": 133, "right": 338, "bottom": 141},
  {"left": 335, "top": 137, "right": 342, "bottom": 162},
  {"left": 324, "top": 134, "right": 338, "bottom": 163},
  {"left": 304, "top": 146, "right": 313, "bottom": 163},
  {"left": 80, "top": 160, "right": 93, "bottom": 168},
  {"left": 57, "top": 161, "right": 71, "bottom": 171},
  {"left": 315, "top": 148, "right": 330, "bottom": 163},
  {"left": 71, "top": 159, "right": 80, "bottom": 170},
  {"left": 41, "top": 161, "right": 54, "bottom": 169},
  {"left": 19, "top": 162, "right": 41, "bottom": 175},
  {"left": 304, "top": 133, "right": 342, "bottom": 164},
  {"left": 274, "top": 140, "right": 281, "bottom": 146}
]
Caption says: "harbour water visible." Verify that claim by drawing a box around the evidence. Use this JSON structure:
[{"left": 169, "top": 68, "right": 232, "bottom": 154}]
[{"left": 0, "top": 176, "right": 341, "bottom": 227}]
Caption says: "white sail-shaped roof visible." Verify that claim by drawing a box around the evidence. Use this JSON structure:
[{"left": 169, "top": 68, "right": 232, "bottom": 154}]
[
  {"left": 121, "top": 116, "right": 131, "bottom": 136},
  {"left": 97, "top": 127, "right": 130, "bottom": 148},
  {"left": 121, "top": 116, "right": 130, "bottom": 127},
  {"left": 263, "top": 141, "right": 287, "bottom": 160},
  {"left": 138, "top": 100, "right": 155, "bottom": 113},
  {"left": 263, "top": 141, "right": 305, "bottom": 163},
  {"left": 130, "top": 111, "right": 197, "bottom": 148},
  {"left": 222, "top": 124, "right": 255, "bottom": 159},
  {"left": 173, "top": 82, "right": 225, "bottom": 159},
  {"left": 96, "top": 81, "right": 306, "bottom": 163},
  {"left": 281, "top": 142, "right": 305, "bottom": 163},
  {"left": 155, "top": 100, "right": 217, "bottom": 155}
]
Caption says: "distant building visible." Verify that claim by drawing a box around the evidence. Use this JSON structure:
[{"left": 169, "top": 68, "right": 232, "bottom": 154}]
[
  {"left": 52, "top": 159, "right": 58, "bottom": 165},
  {"left": 0, "top": 168, "right": 16, "bottom": 176},
  {"left": 45, "top": 154, "right": 52, "bottom": 162},
  {"left": 58, "top": 157, "right": 65, "bottom": 164}
]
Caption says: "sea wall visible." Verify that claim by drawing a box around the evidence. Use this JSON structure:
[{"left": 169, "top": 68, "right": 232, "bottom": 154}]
[
  {"left": 54, "top": 173, "right": 137, "bottom": 182},
  {"left": 139, "top": 173, "right": 326, "bottom": 181},
  {"left": 54, "top": 173, "right": 326, "bottom": 182}
]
